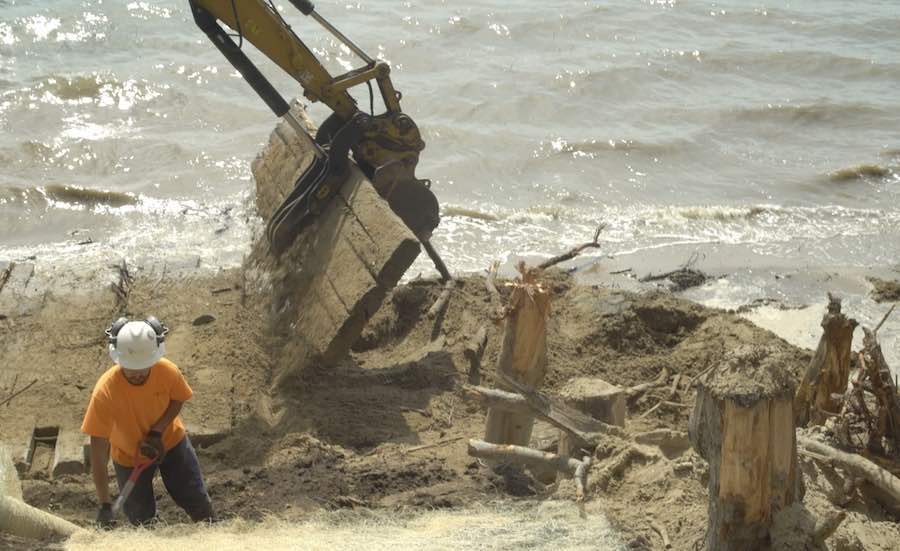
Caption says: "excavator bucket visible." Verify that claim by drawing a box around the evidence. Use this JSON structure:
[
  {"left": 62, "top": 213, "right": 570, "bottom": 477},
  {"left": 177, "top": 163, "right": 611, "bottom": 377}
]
[{"left": 253, "top": 104, "right": 425, "bottom": 370}]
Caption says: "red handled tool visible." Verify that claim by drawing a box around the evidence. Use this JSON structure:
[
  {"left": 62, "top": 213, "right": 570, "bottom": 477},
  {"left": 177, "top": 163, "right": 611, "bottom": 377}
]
[{"left": 111, "top": 446, "right": 155, "bottom": 517}]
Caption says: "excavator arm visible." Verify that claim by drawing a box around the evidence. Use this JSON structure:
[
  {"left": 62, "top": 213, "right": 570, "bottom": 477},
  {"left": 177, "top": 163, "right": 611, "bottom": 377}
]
[{"left": 188, "top": 0, "right": 442, "bottom": 270}]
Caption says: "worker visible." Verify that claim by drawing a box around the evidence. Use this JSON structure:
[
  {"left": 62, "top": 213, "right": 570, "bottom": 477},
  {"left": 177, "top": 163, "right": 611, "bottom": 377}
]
[{"left": 80, "top": 316, "right": 214, "bottom": 527}]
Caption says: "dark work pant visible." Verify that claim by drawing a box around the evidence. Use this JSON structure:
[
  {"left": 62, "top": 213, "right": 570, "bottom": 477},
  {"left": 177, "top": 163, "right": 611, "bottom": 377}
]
[{"left": 113, "top": 435, "right": 213, "bottom": 525}]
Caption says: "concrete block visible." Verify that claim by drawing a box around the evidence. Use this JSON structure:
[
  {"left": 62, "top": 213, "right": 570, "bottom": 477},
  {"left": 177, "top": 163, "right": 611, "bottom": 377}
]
[
  {"left": 558, "top": 377, "right": 626, "bottom": 427},
  {"left": 52, "top": 430, "right": 86, "bottom": 477}
]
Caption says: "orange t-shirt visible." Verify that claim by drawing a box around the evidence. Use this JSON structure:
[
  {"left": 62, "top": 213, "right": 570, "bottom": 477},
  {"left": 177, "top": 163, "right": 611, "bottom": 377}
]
[{"left": 81, "top": 358, "right": 193, "bottom": 467}]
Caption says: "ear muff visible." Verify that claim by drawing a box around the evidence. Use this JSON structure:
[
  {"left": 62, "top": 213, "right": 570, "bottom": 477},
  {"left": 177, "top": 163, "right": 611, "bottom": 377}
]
[
  {"left": 144, "top": 316, "right": 168, "bottom": 345},
  {"left": 106, "top": 317, "right": 129, "bottom": 346},
  {"left": 105, "top": 316, "right": 168, "bottom": 348}
]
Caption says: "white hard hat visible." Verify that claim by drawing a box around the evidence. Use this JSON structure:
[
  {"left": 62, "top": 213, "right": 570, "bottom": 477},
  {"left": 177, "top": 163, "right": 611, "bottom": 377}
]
[{"left": 108, "top": 321, "right": 165, "bottom": 370}]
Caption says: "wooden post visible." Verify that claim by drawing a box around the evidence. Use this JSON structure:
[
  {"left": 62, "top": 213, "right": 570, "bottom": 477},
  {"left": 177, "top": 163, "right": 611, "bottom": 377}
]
[
  {"left": 689, "top": 346, "right": 801, "bottom": 551},
  {"left": 483, "top": 264, "right": 550, "bottom": 446},
  {"left": 794, "top": 294, "right": 857, "bottom": 427}
]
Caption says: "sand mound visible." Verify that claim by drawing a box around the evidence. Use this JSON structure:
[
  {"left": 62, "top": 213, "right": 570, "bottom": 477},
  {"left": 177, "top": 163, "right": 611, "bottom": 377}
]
[{"left": 2, "top": 262, "right": 898, "bottom": 549}]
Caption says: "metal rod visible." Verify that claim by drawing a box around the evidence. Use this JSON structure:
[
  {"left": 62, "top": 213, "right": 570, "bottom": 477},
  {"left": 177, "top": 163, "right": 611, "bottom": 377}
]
[
  {"left": 421, "top": 238, "right": 452, "bottom": 282},
  {"left": 310, "top": 11, "right": 374, "bottom": 64}
]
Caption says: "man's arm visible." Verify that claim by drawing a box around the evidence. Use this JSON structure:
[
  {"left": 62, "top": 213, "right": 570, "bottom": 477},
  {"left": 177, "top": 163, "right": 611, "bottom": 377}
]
[
  {"left": 151, "top": 399, "right": 183, "bottom": 433},
  {"left": 90, "top": 436, "right": 111, "bottom": 504}
]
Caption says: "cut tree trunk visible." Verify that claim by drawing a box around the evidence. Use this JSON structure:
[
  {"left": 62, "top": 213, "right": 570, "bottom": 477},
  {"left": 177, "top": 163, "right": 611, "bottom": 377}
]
[
  {"left": 484, "top": 265, "right": 550, "bottom": 447},
  {"left": 690, "top": 346, "right": 800, "bottom": 551},
  {"left": 794, "top": 294, "right": 857, "bottom": 427}
]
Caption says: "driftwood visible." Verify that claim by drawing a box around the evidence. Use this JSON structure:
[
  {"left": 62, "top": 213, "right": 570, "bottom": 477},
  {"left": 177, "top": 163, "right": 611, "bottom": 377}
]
[
  {"left": 626, "top": 367, "right": 670, "bottom": 399},
  {"left": 638, "top": 252, "right": 707, "bottom": 292},
  {"left": 467, "top": 439, "right": 591, "bottom": 501},
  {"left": 797, "top": 436, "right": 900, "bottom": 506},
  {"left": 794, "top": 294, "right": 857, "bottom": 427},
  {"left": 537, "top": 224, "right": 605, "bottom": 270},
  {"left": 426, "top": 279, "right": 456, "bottom": 319},
  {"left": 463, "top": 325, "right": 488, "bottom": 384},
  {"left": 858, "top": 306, "right": 900, "bottom": 453}
]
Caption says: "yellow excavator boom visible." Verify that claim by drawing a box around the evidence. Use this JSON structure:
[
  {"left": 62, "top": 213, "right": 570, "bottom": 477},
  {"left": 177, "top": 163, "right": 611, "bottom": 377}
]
[{"left": 188, "top": 0, "right": 444, "bottom": 275}]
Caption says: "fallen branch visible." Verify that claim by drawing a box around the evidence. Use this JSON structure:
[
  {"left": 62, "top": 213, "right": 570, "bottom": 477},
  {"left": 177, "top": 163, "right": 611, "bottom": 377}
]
[
  {"left": 0, "top": 379, "right": 38, "bottom": 408},
  {"left": 626, "top": 368, "right": 670, "bottom": 399},
  {"left": 873, "top": 304, "right": 895, "bottom": 336},
  {"left": 109, "top": 259, "right": 133, "bottom": 313},
  {"left": 468, "top": 439, "right": 591, "bottom": 500},
  {"left": 463, "top": 384, "right": 627, "bottom": 446},
  {"left": 595, "top": 445, "right": 658, "bottom": 490},
  {"left": 463, "top": 325, "right": 488, "bottom": 384},
  {"left": 484, "top": 260, "right": 504, "bottom": 319},
  {"left": 538, "top": 223, "right": 606, "bottom": 270},
  {"left": 797, "top": 436, "right": 900, "bottom": 505},
  {"left": 0, "top": 261, "right": 13, "bottom": 296},
  {"left": 403, "top": 436, "right": 464, "bottom": 454},
  {"left": 399, "top": 406, "right": 432, "bottom": 417},
  {"left": 427, "top": 279, "right": 456, "bottom": 319}
]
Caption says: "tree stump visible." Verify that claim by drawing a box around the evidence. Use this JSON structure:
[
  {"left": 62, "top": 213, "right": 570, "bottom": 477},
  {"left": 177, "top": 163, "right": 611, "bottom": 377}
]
[
  {"left": 557, "top": 377, "right": 626, "bottom": 460},
  {"left": 793, "top": 294, "right": 857, "bottom": 427},
  {"left": 484, "top": 265, "right": 550, "bottom": 446},
  {"left": 860, "top": 322, "right": 900, "bottom": 453},
  {"left": 689, "top": 345, "right": 801, "bottom": 551}
]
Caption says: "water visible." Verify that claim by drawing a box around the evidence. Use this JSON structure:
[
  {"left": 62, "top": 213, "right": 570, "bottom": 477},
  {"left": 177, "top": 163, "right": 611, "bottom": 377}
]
[{"left": 1, "top": 1, "right": 898, "bottom": 361}]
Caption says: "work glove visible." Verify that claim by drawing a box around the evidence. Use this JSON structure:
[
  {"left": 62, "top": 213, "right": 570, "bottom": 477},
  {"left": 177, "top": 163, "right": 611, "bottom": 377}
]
[
  {"left": 140, "top": 430, "right": 166, "bottom": 464},
  {"left": 96, "top": 502, "right": 115, "bottom": 529}
]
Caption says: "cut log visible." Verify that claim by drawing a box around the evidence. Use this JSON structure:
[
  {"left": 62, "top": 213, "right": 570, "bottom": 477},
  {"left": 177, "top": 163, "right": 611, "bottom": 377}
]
[
  {"left": 794, "top": 294, "right": 857, "bottom": 427},
  {"left": 467, "top": 439, "right": 591, "bottom": 500},
  {"left": 689, "top": 345, "right": 800, "bottom": 551},
  {"left": 484, "top": 265, "right": 550, "bottom": 447}
]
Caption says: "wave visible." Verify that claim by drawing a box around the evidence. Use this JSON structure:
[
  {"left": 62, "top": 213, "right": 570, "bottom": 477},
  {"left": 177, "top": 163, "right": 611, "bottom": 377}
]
[
  {"left": 727, "top": 101, "right": 885, "bottom": 125},
  {"left": 441, "top": 206, "right": 500, "bottom": 222},
  {"left": 704, "top": 49, "right": 900, "bottom": 82},
  {"left": 0, "top": 73, "right": 164, "bottom": 110},
  {"left": 0, "top": 184, "right": 138, "bottom": 212},
  {"left": 664, "top": 205, "right": 768, "bottom": 221},
  {"left": 534, "top": 136, "right": 694, "bottom": 159},
  {"left": 828, "top": 164, "right": 894, "bottom": 183}
]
